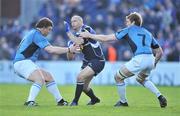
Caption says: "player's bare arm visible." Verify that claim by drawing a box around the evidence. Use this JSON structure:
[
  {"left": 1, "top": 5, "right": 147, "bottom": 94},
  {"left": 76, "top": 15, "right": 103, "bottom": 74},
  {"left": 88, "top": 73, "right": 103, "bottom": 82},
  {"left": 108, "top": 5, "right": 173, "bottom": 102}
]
[
  {"left": 66, "top": 32, "right": 84, "bottom": 45},
  {"left": 79, "top": 31, "right": 116, "bottom": 42},
  {"left": 153, "top": 47, "right": 163, "bottom": 66},
  {"left": 44, "top": 45, "right": 78, "bottom": 54}
]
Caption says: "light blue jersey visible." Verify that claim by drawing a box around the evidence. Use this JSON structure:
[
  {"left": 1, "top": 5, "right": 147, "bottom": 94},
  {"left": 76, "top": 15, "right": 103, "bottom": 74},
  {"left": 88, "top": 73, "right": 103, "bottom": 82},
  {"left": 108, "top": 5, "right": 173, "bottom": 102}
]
[
  {"left": 13, "top": 29, "right": 50, "bottom": 63},
  {"left": 115, "top": 25, "right": 159, "bottom": 56}
]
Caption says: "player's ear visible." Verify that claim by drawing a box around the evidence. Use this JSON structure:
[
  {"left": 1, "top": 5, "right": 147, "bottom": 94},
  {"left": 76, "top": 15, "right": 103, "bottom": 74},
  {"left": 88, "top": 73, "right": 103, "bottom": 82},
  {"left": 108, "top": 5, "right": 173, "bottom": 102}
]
[{"left": 131, "top": 21, "right": 135, "bottom": 25}]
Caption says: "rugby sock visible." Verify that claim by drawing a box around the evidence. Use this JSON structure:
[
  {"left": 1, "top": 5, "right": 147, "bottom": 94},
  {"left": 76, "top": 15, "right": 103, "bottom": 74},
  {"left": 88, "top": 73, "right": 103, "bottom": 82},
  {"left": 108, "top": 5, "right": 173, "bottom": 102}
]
[
  {"left": 143, "top": 80, "right": 161, "bottom": 97},
  {"left": 84, "top": 88, "right": 97, "bottom": 100},
  {"left": 73, "top": 82, "right": 84, "bottom": 103},
  {"left": 116, "top": 82, "right": 127, "bottom": 103},
  {"left": 27, "top": 83, "right": 42, "bottom": 102},
  {"left": 46, "top": 81, "right": 62, "bottom": 102}
]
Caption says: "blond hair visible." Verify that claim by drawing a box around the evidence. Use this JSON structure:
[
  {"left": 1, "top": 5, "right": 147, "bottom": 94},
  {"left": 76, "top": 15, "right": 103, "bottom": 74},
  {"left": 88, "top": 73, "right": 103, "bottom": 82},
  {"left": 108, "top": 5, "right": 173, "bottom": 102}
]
[{"left": 126, "top": 12, "right": 143, "bottom": 26}]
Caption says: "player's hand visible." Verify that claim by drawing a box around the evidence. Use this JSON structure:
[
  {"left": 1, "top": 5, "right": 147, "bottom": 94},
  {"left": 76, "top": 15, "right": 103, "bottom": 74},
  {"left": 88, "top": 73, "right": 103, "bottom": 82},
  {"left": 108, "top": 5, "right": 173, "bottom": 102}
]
[
  {"left": 79, "top": 30, "right": 91, "bottom": 38},
  {"left": 64, "top": 21, "right": 70, "bottom": 33},
  {"left": 69, "top": 44, "right": 81, "bottom": 53}
]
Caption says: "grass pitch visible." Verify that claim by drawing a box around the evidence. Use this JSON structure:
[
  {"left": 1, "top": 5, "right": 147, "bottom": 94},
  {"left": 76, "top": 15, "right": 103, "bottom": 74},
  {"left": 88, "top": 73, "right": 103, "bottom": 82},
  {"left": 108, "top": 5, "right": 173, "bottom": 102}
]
[{"left": 0, "top": 84, "right": 179, "bottom": 116}]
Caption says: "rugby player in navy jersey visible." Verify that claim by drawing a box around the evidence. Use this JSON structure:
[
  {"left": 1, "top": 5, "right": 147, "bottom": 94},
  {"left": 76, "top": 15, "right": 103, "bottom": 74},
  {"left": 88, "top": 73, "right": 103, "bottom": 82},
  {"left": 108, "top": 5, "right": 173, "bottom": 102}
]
[
  {"left": 80, "top": 12, "right": 167, "bottom": 108},
  {"left": 13, "top": 17, "right": 78, "bottom": 106},
  {"left": 64, "top": 15, "right": 105, "bottom": 106}
]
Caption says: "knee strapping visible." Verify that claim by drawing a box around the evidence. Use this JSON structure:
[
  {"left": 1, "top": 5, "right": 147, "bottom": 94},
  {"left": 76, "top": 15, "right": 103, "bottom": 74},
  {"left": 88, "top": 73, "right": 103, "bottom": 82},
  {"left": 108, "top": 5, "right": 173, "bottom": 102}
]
[
  {"left": 116, "top": 70, "right": 128, "bottom": 80},
  {"left": 136, "top": 75, "right": 147, "bottom": 85}
]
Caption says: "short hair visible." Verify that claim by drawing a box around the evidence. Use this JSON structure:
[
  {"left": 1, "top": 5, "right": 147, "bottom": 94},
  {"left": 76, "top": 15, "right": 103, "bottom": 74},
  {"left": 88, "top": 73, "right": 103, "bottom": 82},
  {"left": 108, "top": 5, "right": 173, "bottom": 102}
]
[
  {"left": 35, "top": 17, "right": 53, "bottom": 28},
  {"left": 126, "top": 12, "right": 143, "bottom": 26},
  {"left": 71, "top": 15, "right": 83, "bottom": 23}
]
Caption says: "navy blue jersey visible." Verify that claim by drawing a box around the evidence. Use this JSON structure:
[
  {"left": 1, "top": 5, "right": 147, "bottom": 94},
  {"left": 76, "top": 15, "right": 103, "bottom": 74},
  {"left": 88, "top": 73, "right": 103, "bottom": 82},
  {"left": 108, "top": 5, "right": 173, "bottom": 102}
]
[
  {"left": 75, "top": 25, "right": 105, "bottom": 61},
  {"left": 115, "top": 25, "right": 160, "bottom": 56},
  {"left": 14, "top": 29, "right": 50, "bottom": 63}
]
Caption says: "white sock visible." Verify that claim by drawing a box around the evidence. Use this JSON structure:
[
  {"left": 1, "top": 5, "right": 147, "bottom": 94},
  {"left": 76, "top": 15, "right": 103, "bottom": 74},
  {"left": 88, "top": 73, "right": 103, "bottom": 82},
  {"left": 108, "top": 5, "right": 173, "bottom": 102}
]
[
  {"left": 46, "top": 81, "right": 62, "bottom": 102},
  {"left": 116, "top": 82, "right": 127, "bottom": 103},
  {"left": 27, "top": 83, "right": 42, "bottom": 102},
  {"left": 144, "top": 80, "right": 161, "bottom": 97}
]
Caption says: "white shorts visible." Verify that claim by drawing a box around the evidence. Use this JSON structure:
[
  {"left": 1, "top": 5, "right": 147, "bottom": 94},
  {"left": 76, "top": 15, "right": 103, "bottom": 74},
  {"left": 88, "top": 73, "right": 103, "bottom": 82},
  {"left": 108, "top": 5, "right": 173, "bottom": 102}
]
[
  {"left": 124, "top": 54, "right": 155, "bottom": 75},
  {"left": 14, "top": 60, "right": 39, "bottom": 79}
]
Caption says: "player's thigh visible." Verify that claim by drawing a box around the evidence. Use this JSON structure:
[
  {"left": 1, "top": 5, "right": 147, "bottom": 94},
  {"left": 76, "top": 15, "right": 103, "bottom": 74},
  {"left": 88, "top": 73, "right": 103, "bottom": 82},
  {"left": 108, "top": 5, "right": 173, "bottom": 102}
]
[
  {"left": 87, "top": 59, "right": 105, "bottom": 76},
  {"left": 116, "top": 57, "right": 143, "bottom": 80},
  {"left": 14, "top": 60, "right": 40, "bottom": 80},
  {"left": 77, "top": 66, "right": 95, "bottom": 81},
  {"left": 115, "top": 65, "right": 134, "bottom": 81},
  {"left": 27, "top": 69, "right": 46, "bottom": 83},
  {"left": 78, "top": 59, "right": 104, "bottom": 81},
  {"left": 124, "top": 57, "right": 142, "bottom": 74},
  {"left": 136, "top": 70, "right": 150, "bottom": 84},
  {"left": 40, "top": 70, "right": 54, "bottom": 82}
]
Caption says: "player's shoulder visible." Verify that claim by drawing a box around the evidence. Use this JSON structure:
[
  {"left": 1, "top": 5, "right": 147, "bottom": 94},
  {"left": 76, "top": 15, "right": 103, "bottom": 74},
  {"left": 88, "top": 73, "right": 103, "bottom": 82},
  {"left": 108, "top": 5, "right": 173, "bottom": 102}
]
[
  {"left": 25, "top": 29, "right": 36, "bottom": 36},
  {"left": 83, "top": 25, "right": 92, "bottom": 29},
  {"left": 141, "top": 27, "right": 152, "bottom": 36},
  {"left": 128, "top": 25, "right": 141, "bottom": 31},
  {"left": 26, "top": 28, "right": 41, "bottom": 39},
  {"left": 23, "top": 29, "right": 36, "bottom": 40},
  {"left": 82, "top": 25, "right": 96, "bottom": 34},
  {"left": 129, "top": 26, "right": 151, "bottom": 34},
  {"left": 82, "top": 25, "right": 93, "bottom": 31},
  {"left": 116, "top": 26, "right": 129, "bottom": 34}
]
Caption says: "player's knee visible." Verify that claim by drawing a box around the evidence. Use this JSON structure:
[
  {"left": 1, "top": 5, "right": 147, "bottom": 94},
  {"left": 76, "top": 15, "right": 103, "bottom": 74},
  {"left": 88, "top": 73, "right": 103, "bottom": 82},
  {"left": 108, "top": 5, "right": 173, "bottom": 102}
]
[
  {"left": 77, "top": 76, "right": 84, "bottom": 82},
  {"left": 45, "top": 72, "right": 54, "bottom": 82},
  {"left": 114, "top": 70, "right": 126, "bottom": 82},
  {"left": 136, "top": 73, "right": 148, "bottom": 85},
  {"left": 136, "top": 75, "right": 146, "bottom": 85},
  {"left": 30, "top": 69, "right": 45, "bottom": 85},
  {"left": 34, "top": 77, "right": 45, "bottom": 85}
]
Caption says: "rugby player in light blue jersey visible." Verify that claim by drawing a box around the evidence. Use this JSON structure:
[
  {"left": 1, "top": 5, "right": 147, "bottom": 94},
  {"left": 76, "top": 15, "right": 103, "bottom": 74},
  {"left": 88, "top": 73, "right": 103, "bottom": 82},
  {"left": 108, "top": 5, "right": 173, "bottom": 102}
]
[
  {"left": 80, "top": 12, "right": 167, "bottom": 108},
  {"left": 13, "top": 17, "right": 78, "bottom": 106}
]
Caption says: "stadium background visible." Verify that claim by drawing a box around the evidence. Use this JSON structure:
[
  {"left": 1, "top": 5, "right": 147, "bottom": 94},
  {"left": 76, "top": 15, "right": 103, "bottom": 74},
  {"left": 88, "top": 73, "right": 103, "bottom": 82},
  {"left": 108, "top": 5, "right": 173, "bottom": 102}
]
[
  {"left": 0, "top": 0, "right": 180, "bottom": 116},
  {"left": 0, "top": 0, "right": 179, "bottom": 85},
  {"left": 0, "top": 0, "right": 180, "bottom": 61}
]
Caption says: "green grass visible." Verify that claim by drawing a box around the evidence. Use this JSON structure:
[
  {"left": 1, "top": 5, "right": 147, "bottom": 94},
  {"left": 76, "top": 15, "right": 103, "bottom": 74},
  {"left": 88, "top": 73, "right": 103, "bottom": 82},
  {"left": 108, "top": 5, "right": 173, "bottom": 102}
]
[{"left": 0, "top": 84, "right": 179, "bottom": 116}]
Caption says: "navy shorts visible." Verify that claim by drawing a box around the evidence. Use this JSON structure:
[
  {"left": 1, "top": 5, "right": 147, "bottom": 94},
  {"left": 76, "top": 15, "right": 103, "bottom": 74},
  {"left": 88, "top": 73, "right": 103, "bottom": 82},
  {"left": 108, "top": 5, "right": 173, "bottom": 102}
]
[{"left": 81, "top": 59, "right": 105, "bottom": 76}]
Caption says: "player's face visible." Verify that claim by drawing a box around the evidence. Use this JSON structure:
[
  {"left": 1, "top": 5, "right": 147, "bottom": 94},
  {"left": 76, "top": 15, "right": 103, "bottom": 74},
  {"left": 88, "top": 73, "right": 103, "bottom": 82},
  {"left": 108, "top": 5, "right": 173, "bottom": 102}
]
[
  {"left": 71, "top": 18, "right": 82, "bottom": 31},
  {"left": 43, "top": 26, "right": 52, "bottom": 36},
  {"left": 125, "top": 18, "right": 131, "bottom": 27}
]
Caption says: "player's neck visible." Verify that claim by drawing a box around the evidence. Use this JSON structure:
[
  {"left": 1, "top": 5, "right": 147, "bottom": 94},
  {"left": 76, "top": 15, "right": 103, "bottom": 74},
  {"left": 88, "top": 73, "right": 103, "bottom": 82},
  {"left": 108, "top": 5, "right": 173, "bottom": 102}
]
[
  {"left": 36, "top": 28, "right": 45, "bottom": 36},
  {"left": 74, "top": 27, "right": 81, "bottom": 33}
]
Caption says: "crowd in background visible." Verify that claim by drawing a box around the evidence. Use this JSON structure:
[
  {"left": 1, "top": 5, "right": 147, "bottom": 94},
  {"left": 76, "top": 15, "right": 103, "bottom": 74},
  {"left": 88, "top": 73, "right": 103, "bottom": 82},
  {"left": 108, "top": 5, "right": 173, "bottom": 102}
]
[{"left": 0, "top": 0, "right": 180, "bottom": 62}]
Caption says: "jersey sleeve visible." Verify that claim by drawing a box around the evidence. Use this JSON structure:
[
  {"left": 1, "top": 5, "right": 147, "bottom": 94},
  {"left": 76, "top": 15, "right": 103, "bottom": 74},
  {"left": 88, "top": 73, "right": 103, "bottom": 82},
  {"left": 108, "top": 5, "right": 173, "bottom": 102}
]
[
  {"left": 67, "top": 40, "right": 74, "bottom": 47},
  {"left": 34, "top": 34, "right": 50, "bottom": 49},
  {"left": 115, "top": 27, "right": 129, "bottom": 40},
  {"left": 83, "top": 25, "right": 96, "bottom": 34},
  {"left": 89, "top": 27, "right": 96, "bottom": 34},
  {"left": 151, "top": 36, "right": 160, "bottom": 49},
  {"left": 84, "top": 26, "right": 96, "bottom": 43}
]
